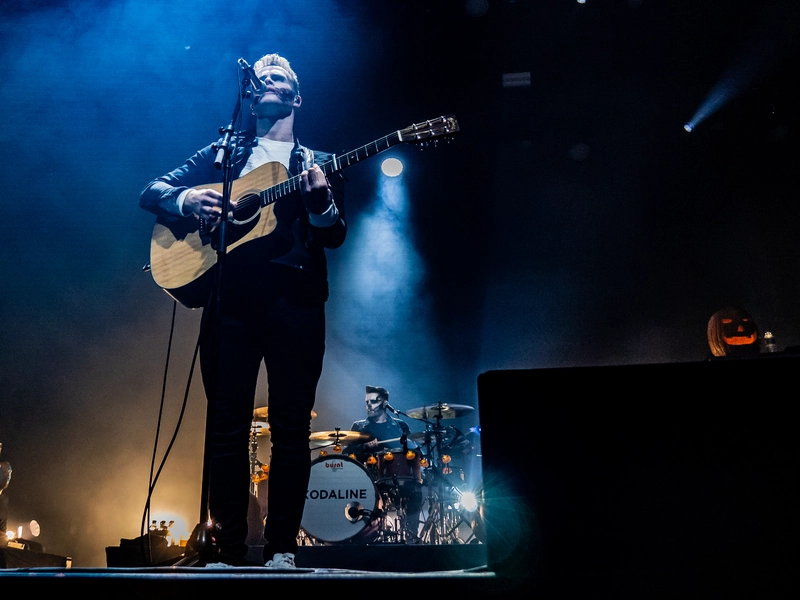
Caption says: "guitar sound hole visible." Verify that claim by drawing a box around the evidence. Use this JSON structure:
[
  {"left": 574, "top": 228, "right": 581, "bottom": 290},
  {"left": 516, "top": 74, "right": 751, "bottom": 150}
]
[{"left": 232, "top": 194, "right": 261, "bottom": 225}]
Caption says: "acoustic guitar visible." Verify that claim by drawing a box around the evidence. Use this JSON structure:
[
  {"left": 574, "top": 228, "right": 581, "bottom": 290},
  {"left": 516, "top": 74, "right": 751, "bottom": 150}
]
[{"left": 149, "top": 115, "right": 460, "bottom": 308}]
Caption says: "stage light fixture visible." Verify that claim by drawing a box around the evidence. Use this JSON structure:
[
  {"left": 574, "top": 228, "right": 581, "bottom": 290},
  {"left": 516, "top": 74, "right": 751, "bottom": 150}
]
[
  {"left": 381, "top": 157, "right": 403, "bottom": 177},
  {"left": 684, "top": 123, "right": 694, "bottom": 132},
  {"left": 459, "top": 491, "right": 479, "bottom": 513},
  {"left": 150, "top": 513, "right": 190, "bottom": 547}
]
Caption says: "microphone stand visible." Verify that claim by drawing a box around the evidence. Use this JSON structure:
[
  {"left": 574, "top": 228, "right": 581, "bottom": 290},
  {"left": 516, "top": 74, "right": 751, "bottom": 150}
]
[{"left": 176, "top": 69, "right": 255, "bottom": 567}]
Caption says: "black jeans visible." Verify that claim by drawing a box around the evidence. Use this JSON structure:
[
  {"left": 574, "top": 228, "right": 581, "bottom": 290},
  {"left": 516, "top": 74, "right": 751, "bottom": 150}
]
[{"left": 200, "top": 293, "right": 325, "bottom": 558}]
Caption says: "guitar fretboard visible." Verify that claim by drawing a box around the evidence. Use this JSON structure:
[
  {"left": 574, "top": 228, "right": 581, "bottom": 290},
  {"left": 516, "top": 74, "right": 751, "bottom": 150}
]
[{"left": 258, "top": 131, "right": 403, "bottom": 208}]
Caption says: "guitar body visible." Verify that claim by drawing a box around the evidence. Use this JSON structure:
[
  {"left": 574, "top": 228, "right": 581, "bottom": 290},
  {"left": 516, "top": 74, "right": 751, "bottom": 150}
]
[
  {"left": 147, "top": 115, "right": 460, "bottom": 308},
  {"left": 149, "top": 162, "right": 286, "bottom": 308}
]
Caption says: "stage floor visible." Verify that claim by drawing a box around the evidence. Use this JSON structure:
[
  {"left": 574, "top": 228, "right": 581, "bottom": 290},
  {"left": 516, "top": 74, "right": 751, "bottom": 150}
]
[
  {"left": 1, "top": 542, "right": 508, "bottom": 596},
  {"left": 0, "top": 563, "right": 504, "bottom": 596}
]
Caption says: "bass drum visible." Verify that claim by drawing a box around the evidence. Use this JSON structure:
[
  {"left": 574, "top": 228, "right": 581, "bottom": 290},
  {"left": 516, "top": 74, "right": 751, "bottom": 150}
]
[{"left": 301, "top": 454, "right": 383, "bottom": 544}]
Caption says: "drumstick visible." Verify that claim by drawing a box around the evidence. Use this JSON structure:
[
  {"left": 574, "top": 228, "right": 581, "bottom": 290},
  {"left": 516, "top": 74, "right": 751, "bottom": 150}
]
[{"left": 374, "top": 437, "right": 402, "bottom": 445}]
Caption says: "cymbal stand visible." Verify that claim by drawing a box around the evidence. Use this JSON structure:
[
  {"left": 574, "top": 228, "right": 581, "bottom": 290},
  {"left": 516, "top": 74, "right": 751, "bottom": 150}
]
[
  {"left": 416, "top": 411, "right": 463, "bottom": 544},
  {"left": 248, "top": 424, "right": 267, "bottom": 496}
]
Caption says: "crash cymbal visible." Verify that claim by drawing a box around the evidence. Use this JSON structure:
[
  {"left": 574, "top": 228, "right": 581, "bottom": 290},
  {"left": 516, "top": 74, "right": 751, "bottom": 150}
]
[
  {"left": 254, "top": 407, "right": 317, "bottom": 420},
  {"left": 309, "top": 430, "right": 374, "bottom": 445},
  {"left": 406, "top": 403, "right": 475, "bottom": 420}
]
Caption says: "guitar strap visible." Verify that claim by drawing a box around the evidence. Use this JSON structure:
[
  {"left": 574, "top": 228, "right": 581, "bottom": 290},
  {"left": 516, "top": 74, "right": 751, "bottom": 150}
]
[{"left": 300, "top": 146, "right": 314, "bottom": 171}]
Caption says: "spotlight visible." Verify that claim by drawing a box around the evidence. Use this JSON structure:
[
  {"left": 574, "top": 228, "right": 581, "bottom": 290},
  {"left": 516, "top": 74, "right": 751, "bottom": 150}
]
[
  {"left": 5, "top": 520, "right": 42, "bottom": 551},
  {"left": 459, "top": 490, "right": 479, "bottom": 513},
  {"left": 381, "top": 158, "right": 403, "bottom": 177},
  {"left": 150, "top": 513, "right": 190, "bottom": 547},
  {"left": 684, "top": 123, "right": 694, "bottom": 132}
]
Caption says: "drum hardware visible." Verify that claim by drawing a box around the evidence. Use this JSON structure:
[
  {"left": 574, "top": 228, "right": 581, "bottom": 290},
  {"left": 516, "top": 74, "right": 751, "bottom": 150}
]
[
  {"left": 248, "top": 419, "right": 270, "bottom": 496},
  {"left": 406, "top": 402, "right": 475, "bottom": 421},
  {"left": 402, "top": 404, "right": 479, "bottom": 545},
  {"left": 417, "top": 485, "right": 475, "bottom": 545}
]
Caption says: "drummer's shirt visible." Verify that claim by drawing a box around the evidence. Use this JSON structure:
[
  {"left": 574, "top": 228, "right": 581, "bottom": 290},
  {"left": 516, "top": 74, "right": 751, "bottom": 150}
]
[{"left": 360, "top": 419, "right": 417, "bottom": 451}]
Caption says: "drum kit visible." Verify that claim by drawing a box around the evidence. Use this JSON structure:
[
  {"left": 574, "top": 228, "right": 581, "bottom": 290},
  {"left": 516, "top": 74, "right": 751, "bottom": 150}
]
[
  {"left": 247, "top": 401, "right": 482, "bottom": 546},
  {"left": 290, "top": 401, "right": 484, "bottom": 546}
]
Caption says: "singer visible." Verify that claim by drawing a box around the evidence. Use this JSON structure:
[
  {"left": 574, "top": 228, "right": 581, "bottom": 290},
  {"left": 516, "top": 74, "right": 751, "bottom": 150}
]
[
  {"left": 139, "top": 53, "right": 346, "bottom": 568},
  {"left": 343, "top": 386, "right": 423, "bottom": 543}
]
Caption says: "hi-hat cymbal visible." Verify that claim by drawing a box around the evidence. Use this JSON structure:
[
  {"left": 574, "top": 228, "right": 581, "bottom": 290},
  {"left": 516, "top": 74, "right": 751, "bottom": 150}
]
[
  {"left": 309, "top": 430, "right": 374, "bottom": 446},
  {"left": 406, "top": 403, "right": 475, "bottom": 420},
  {"left": 254, "top": 407, "right": 317, "bottom": 420}
]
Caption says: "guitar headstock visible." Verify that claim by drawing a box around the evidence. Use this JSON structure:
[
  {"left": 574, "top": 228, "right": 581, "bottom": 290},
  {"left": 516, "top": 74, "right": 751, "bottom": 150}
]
[{"left": 398, "top": 115, "right": 460, "bottom": 146}]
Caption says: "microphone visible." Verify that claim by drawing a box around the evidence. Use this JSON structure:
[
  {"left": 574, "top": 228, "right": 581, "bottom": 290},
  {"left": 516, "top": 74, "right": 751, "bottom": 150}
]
[
  {"left": 237, "top": 58, "right": 266, "bottom": 94},
  {"left": 345, "top": 502, "right": 371, "bottom": 523},
  {"left": 385, "top": 403, "right": 398, "bottom": 414}
]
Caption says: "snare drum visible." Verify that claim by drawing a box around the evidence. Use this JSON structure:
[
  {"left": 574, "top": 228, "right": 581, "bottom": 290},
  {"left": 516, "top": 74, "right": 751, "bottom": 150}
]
[{"left": 301, "top": 454, "right": 382, "bottom": 544}]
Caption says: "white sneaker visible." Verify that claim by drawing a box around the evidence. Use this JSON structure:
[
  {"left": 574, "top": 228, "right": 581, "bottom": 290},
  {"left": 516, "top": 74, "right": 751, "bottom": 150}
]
[{"left": 264, "top": 552, "right": 296, "bottom": 569}]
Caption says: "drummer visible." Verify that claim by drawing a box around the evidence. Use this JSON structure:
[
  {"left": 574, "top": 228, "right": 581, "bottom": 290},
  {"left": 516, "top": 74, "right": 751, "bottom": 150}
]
[{"left": 344, "top": 385, "right": 422, "bottom": 543}]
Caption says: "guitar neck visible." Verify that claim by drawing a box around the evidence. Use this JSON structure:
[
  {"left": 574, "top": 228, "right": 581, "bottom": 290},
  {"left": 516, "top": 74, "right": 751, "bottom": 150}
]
[
  {"left": 259, "top": 130, "right": 403, "bottom": 208},
  {"left": 323, "top": 130, "right": 403, "bottom": 176},
  {"left": 257, "top": 114, "right": 459, "bottom": 209}
]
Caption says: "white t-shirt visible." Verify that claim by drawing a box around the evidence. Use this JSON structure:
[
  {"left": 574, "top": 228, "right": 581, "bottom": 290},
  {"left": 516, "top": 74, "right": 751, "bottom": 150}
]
[{"left": 240, "top": 137, "right": 294, "bottom": 176}]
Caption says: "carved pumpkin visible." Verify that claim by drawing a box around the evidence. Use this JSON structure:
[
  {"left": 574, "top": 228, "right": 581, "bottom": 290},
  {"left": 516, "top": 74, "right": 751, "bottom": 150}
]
[{"left": 707, "top": 307, "right": 760, "bottom": 357}]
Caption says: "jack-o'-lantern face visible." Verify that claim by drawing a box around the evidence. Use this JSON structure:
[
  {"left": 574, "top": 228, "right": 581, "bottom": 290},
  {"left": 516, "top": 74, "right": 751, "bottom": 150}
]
[
  {"left": 707, "top": 306, "right": 760, "bottom": 357},
  {"left": 720, "top": 315, "right": 758, "bottom": 345}
]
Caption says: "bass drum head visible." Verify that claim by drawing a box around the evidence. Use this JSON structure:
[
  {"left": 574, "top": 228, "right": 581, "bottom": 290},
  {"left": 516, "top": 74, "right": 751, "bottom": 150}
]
[{"left": 301, "top": 454, "right": 381, "bottom": 544}]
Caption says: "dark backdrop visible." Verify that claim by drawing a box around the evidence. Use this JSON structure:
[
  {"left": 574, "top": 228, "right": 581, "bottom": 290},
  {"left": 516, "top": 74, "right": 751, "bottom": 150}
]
[{"left": 0, "top": 0, "right": 798, "bottom": 567}]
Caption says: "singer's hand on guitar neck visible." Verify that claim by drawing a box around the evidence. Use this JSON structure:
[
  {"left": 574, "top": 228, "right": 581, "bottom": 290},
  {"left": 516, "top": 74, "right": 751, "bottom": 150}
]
[
  {"left": 300, "top": 164, "right": 333, "bottom": 215},
  {"left": 183, "top": 187, "right": 225, "bottom": 222}
]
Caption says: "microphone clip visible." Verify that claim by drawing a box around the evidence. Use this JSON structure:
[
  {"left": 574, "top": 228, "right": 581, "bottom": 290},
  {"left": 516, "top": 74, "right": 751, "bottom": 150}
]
[{"left": 237, "top": 58, "right": 266, "bottom": 95}]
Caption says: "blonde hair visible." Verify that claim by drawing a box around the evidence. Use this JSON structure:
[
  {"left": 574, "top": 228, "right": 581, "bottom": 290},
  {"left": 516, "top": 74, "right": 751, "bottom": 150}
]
[{"left": 254, "top": 53, "right": 299, "bottom": 94}]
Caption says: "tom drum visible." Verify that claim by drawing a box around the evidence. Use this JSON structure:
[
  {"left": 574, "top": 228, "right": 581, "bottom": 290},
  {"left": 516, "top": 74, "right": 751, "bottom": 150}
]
[{"left": 376, "top": 449, "right": 423, "bottom": 489}]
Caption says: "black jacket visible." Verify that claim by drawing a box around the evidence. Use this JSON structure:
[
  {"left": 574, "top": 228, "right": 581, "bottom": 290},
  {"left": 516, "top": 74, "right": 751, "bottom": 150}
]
[{"left": 140, "top": 132, "right": 346, "bottom": 307}]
